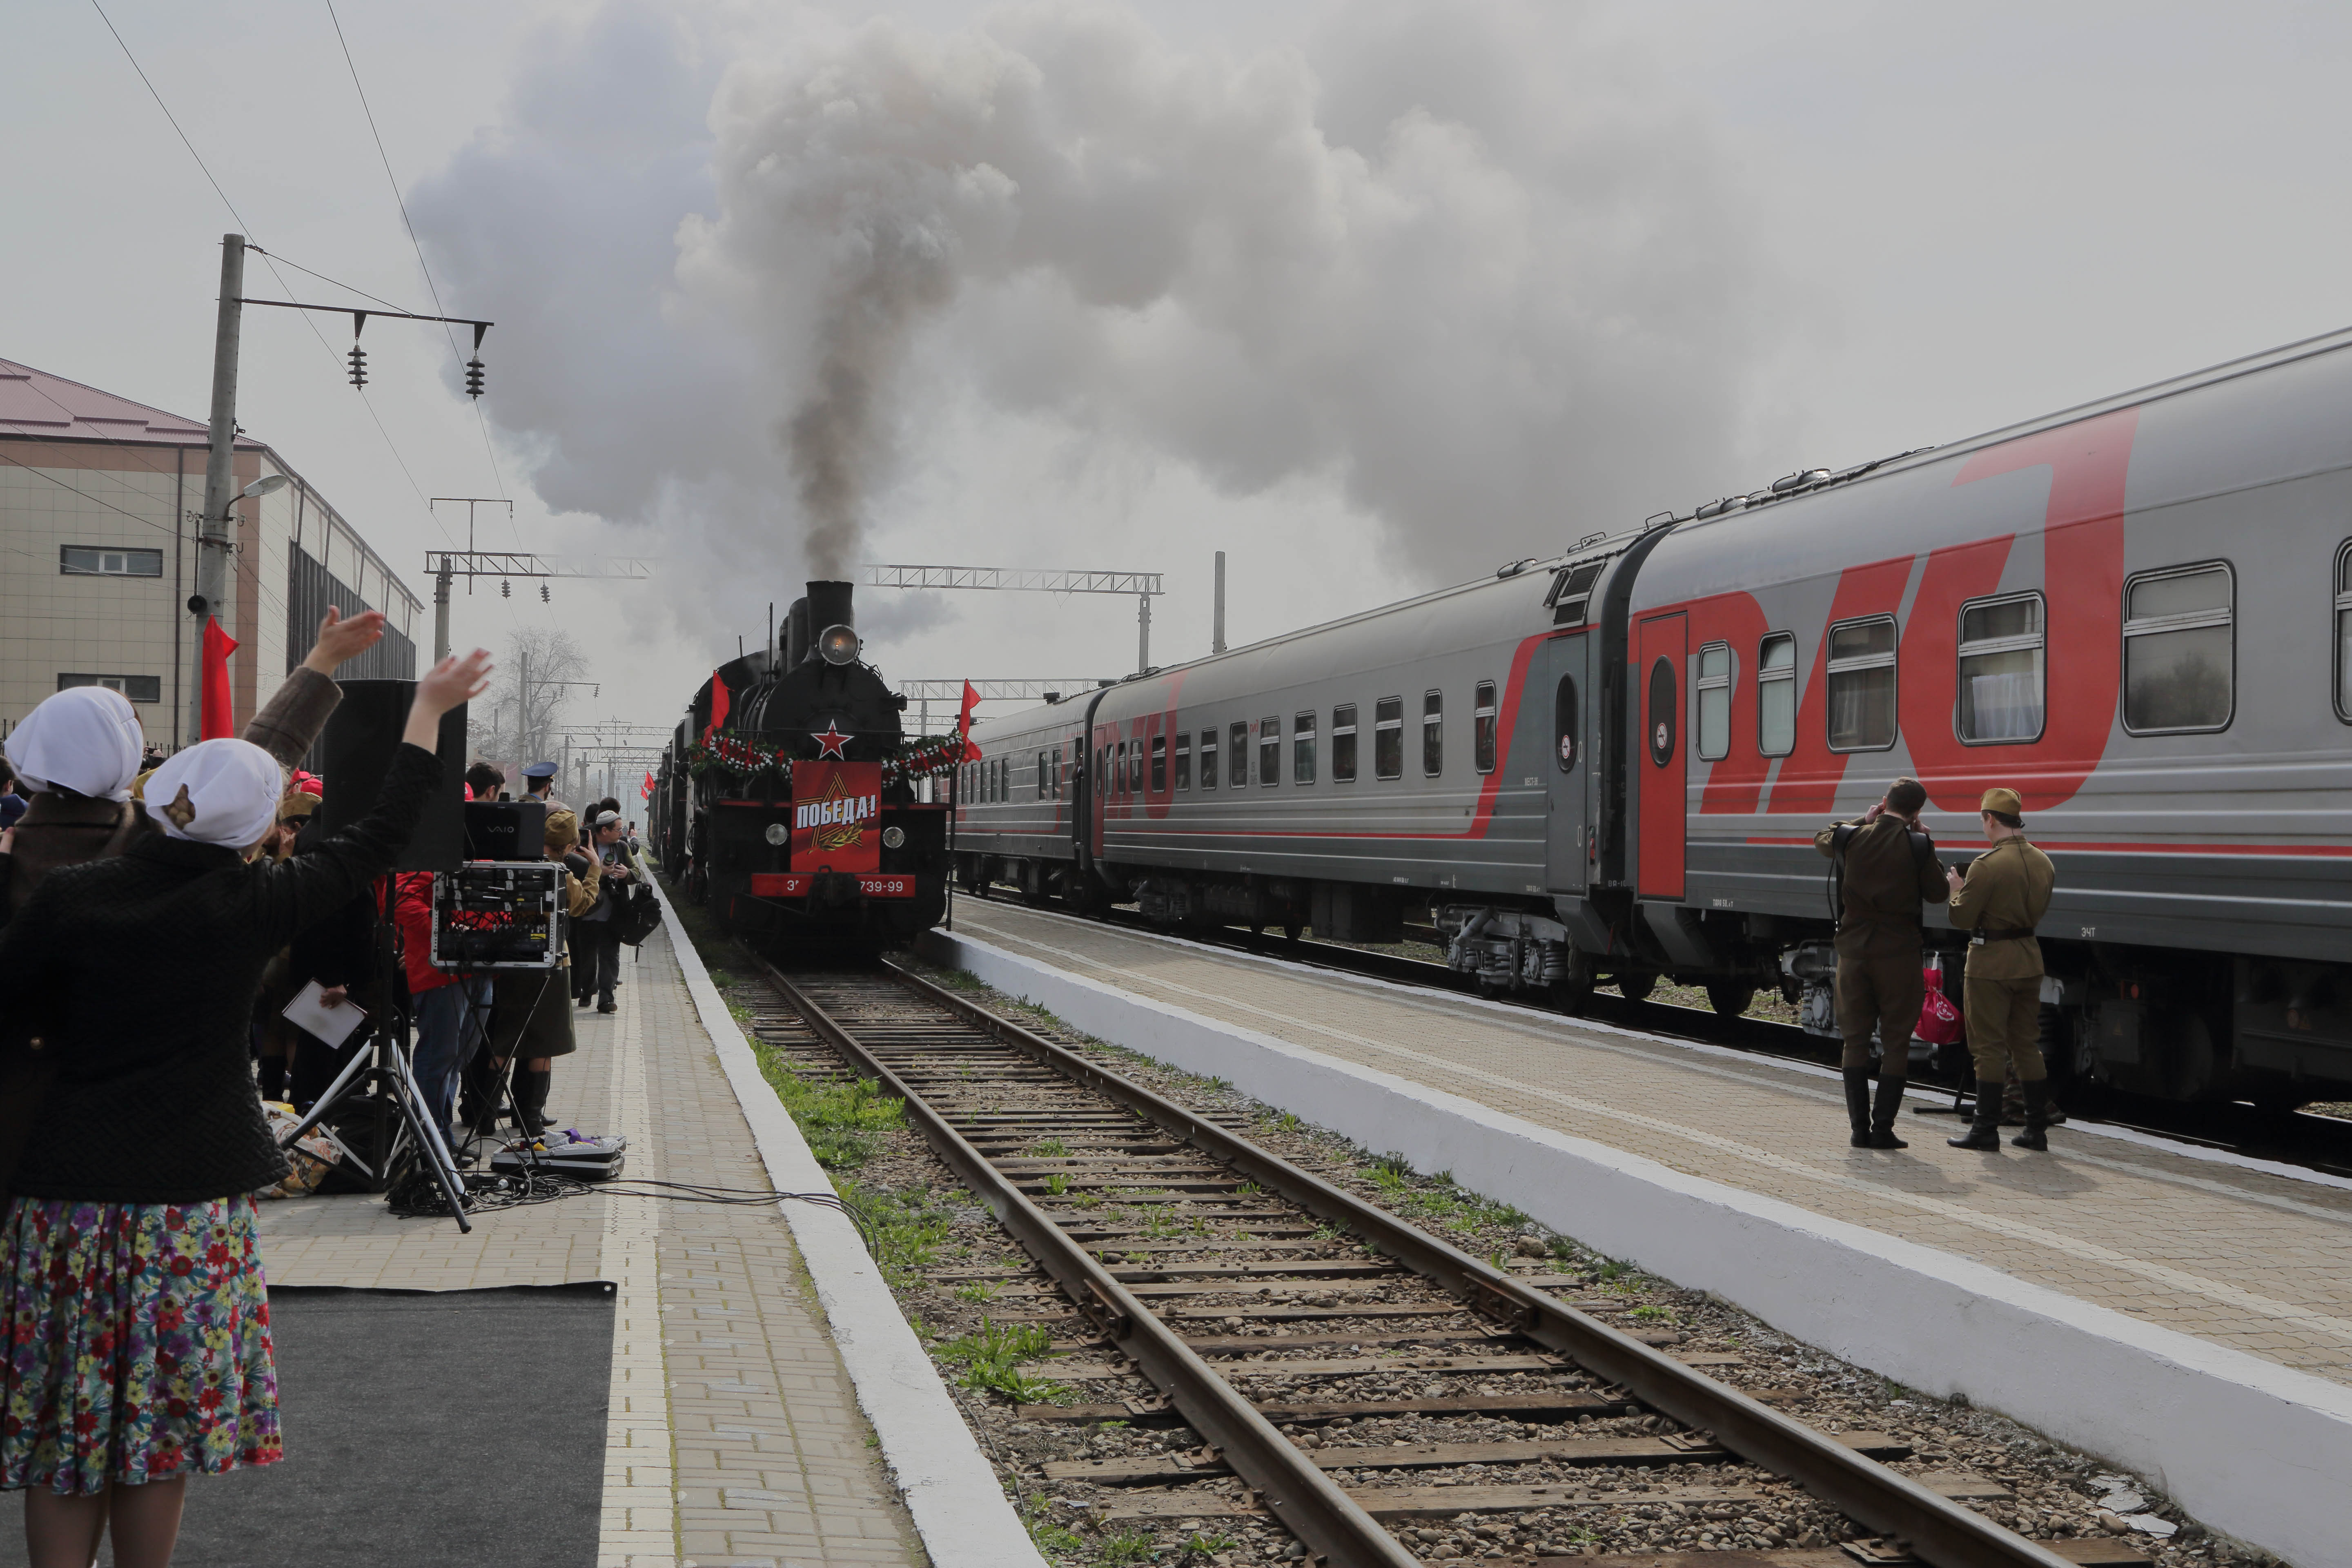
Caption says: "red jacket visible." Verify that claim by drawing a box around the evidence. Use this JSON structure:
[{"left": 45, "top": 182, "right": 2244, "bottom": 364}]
[{"left": 392, "top": 872, "right": 456, "bottom": 996}]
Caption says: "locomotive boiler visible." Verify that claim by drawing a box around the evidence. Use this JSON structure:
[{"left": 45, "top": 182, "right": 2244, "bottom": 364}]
[{"left": 653, "top": 579, "right": 950, "bottom": 947}]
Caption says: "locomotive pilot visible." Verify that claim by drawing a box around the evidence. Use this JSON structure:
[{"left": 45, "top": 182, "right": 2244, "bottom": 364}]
[
  {"left": 1944, "top": 787, "right": 2059, "bottom": 1151},
  {"left": 1815, "top": 777, "right": 1947, "bottom": 1150}
]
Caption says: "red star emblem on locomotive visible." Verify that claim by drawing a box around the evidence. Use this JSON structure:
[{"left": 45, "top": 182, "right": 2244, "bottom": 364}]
[{"left": 812, "top": 722, "right": 853, "bottom": 760}]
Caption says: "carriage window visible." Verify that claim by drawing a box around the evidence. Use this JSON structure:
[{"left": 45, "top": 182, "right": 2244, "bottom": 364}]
[
  {"left": 1694, "top": 644, "right": 1732, "bottom": 761},
  {"left": 999, "top": 757, "right": 1009, "bottom": 802},
  {"left": 1231, "top": 721, "right": 1250, "bottom": 785},
  {"left": 1294, "top": 711, "right": 1316, "bottom": 783},
  {"left": 1174, "top": 732, "right": 1192, "bottom": 791},
  {"left": 2124, "top": 564, "right": 2234, "bottom": 733},
  {"left": 1200, "top": 728, "right": 1218, "bottom": 790},
  {"left": 1473, "top": 681, "right": 1498, "bottom": 773},
  {"left": 1150, "top": 733, "right": 1167, "bottom": 793},
  {"left": 1052, "top": 746, "right": 1064, "bottom": 799},
  {"left": 1332, "top": 704, "right": 1358, "bottom": 782},
  {"left": 1757, "top": 634, "right": 1796, "bottom": 757},
  {"left": 1036, "top": 751, "right": 1048, "bottom": 800},
  {"left": 1958, "top": 593, "right": 2045, "bottom": 743},
  {"left": 1554, "top": 676, "right": 1578, "bottom": 772},
  {"left": 1258, "top": 716, "right": 1281, "bottom": 784},
  {"left": 1374, "top": 697, "right": 1403, "bottom": 779},
  {"left": 1130, "top": 739, "right": 1145, "bottom": 793},
  {"left": 1422, "top": 691, "right": 1443, "bottom": 777},
  {"left": 2337, "top": 543, "right": 2352, "bottom": 722},
  {"left": 1825, "top": 617, "right": 1898, "bottom": 751}
]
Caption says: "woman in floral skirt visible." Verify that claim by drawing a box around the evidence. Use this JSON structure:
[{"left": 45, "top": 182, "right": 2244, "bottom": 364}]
[{"left": 0, "top": 650, "right": 488, "bottom": 1568}]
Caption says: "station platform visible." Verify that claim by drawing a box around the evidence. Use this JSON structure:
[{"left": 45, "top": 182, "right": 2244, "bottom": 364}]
[
  {"left": 250, "top": 924, "right": 927, "bottom": 1568},
  {"left": 927, "top": 900, "right": 2352, "bottom": 1568}
]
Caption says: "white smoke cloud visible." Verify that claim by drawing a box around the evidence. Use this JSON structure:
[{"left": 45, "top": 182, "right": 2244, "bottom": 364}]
[{"left": 415, "top": 0, "right": 1783, "bottom": 637}]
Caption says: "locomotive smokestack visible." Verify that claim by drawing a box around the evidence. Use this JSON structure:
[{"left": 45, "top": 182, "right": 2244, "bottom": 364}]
[{"left": 806, "top": 580, "right": 861, "bottom": 667}]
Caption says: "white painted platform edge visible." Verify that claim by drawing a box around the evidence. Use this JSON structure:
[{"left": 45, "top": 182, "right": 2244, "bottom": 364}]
[
  {"left": 927, "top": 926, "right": 2352, "bottom": 1568},
  {"left": 994, "top": 904, "right": 2352, "bottom": 1196},
  {"left": 650, "top": 887, "right": 1048, "bottom": 1568}
]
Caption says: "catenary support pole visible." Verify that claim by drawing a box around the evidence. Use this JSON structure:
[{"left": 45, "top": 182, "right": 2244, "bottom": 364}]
[
  {"left": 189, "top": 234, "right": 246, "bottom": 744},
  {"left": 1213, "top": 550, "right": 1226, "bottom": 655},
  {"left": 1137, "top": 591, "right": 1152, "bottom": 674},
  {"left": 433, "top": 562, "right": 452, "bottom": 662}
]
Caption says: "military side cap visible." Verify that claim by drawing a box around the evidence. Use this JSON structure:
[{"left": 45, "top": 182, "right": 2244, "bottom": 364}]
[
  {"left": 523, "top": 760, "right": 558, "bottom": 780},
  {"left": 1980, "top": 786, "right": 2024, "bottom": 816}
]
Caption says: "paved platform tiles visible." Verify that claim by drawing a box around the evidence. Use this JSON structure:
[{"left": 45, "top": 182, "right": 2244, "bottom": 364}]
[
  {"left": 946, "top": 900, "right": 2352, "bottom": 1386},
  {"left": 257, "top": 926, "right": 922, "bottom": 1568}
]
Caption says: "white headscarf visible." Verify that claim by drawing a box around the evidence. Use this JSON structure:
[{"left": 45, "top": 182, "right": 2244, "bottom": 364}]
[
  {"left": 147, "top": 739, "right": 285, "bottom": 849},
  {"left": 5, "top": 685, "right": 145, "bottom": 801}
]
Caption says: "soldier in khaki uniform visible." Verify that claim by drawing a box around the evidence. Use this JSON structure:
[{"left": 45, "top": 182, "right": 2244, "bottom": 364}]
[
  {"left": 1815, "top": 777, "right": 1948, "bottom": 1149},
  {"left": 1944, "top": 786, "right": 2059, "bottom": 1150}
]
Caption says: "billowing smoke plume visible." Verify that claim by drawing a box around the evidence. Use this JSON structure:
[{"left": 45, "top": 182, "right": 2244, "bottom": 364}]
[{"left": 414, "top": 1, "right": 1780, "bottom": 638}]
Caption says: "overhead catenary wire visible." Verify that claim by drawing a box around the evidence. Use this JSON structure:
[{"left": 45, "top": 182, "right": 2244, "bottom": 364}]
[{"left": 85, "top": 0, "right": 537, "bottom": 657}]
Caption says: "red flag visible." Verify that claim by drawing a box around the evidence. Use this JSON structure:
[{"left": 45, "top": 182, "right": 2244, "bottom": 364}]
[
  {"left": 703, "top": 670, "right": 731, "bottom": 744},
  {"left": 957, "top": 679, "right": 983, "bottom": 761},
  {"left": 641, "top": 769, "right": 655, "bottom": 800},
  {"left": 200, "top": 616, "right": 239, "bottom": 740}
]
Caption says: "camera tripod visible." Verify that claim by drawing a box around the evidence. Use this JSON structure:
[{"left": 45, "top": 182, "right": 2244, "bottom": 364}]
[{"left": 278, "top": 992, "right": 474, "bottom": 1233}]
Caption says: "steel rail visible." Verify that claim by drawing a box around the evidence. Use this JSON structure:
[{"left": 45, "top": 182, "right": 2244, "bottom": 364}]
[
  {"left": 875, "top": 955, "right": 2074, "bottom": 1568},
  {"left": 756, "top": 961, "right": 1419, "bottom": 1568}
]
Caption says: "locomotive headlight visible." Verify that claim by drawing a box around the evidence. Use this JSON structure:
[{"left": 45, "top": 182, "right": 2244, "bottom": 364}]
[
  {"left": 882, "top": 825, "right": 905, "bottom": 849},
  {"left": 764, "top": 822, "right": 788, "bottom": 846},
  {"left": 816, "top": 623, "right": 861, "bottom": 666}
]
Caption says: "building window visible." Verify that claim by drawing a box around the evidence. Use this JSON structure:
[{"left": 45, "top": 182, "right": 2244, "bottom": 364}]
[
  {"left": 1826, "top": 617, "right": 1898, "bottom": 751},
  {"left": 59, "top": 546, "right": 163, "bottom": 578},
  {"left": 1200, "top": 728, "right": 1218, "bottom": 790},
  {"left": 1174, "top": 732, "right": 1191, "bottom": 791},
  {"left": 1957, "top": 592, "right": 2045, "bottom": 743},
  {"left": 2336, "top": 542, "right": 2352, "bottom": 722},
  {"left": 1294, "top": 710, "right": 1316, "bottom": 784},
  {"left": 1473, "top": 681, "right": 1498, "bottom": 773},
  {"left": 1331, "top": 704, "right": 1358, "bottom": 782},
  {"left": 1554, "top": 675, "right": 1578, "bottom": 772},
  {"left": 1374, "top": 697, "right": 1403, "bottom": 779},
  {"left": 1694, "top": 643, "right": 1733, "bottom": 761},
  {"left": 1230, "top": 721, "right": 1250, "bottom": 786},
  {"left": 1757, "top": 634, "right": 1796, "bottom": 757},
  {"left": 1150, "top": 733, "right": 1167, "bottom": 793},
  {"left": 2124, "top": 563, "right": 2234, "bottom": 733},
  {"left": 57, "top": 673, "right": 161, "bottom": 703},
  {"left": 1422, "top": 691, "right": 1443, "bottom": 777},
  {"left": 1258, "top": 716, "right": 1281, "bottom": 785}
]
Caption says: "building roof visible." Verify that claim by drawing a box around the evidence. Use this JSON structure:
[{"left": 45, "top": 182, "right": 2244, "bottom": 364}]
[{"left": 0, "top": 356, "right": 252, "bottom": 447}]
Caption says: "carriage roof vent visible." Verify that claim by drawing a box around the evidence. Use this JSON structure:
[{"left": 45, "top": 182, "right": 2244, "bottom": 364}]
[
  {"left": 1495, "top": 557, "right": 1538, "bottom": 579},
  {"left": 1044, "top": 690, "right": 1062, "bottom": 704}
]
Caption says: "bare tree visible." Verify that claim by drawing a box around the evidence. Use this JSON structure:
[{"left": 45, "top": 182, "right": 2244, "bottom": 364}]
[{"left": 469, "top": 628, "right": 594, "bottom": 770}]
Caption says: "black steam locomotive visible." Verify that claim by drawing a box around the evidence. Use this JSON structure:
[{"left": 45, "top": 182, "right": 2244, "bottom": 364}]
[{"left": 651, "top": 579, "right": 950, "bottom": 947}]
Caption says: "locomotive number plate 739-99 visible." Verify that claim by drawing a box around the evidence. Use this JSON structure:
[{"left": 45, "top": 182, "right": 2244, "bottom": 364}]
[{"left": 748, "top": 873, "right": 915, "bottom": 899}]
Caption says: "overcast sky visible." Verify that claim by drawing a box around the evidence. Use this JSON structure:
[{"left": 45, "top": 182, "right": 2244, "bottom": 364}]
[{"left": 10, "top": 1, "right": 2350, "bottom": 765}]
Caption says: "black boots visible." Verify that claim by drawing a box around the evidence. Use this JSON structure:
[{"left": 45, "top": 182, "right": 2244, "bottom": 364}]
[
  {"left": 1947, "top": 1078, "right": 2004, "bottom": 1149},
  {"left": 2011, "top": 1079, "right": 2053, "bottom": 1151},
  {"left": 514, "top": 1067, "right": 556, "bottom": 1134},
  {"left": 1869, "top": 1079, "right": 1909, "bottom": 1149},
  {"left": 1842, "top": 1070, "right": 1873, "bottom": 1147}
]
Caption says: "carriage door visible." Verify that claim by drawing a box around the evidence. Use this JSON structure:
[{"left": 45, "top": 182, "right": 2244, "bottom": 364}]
[
  {"left": 1544, "top": 633, "right": 1591, "bottom": 893},
  {"left": 1635, "top": 612, "right": 1688, "bottom": 900}
]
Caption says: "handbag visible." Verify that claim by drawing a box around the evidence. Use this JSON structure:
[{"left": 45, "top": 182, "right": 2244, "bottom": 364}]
[
  {"left": 617, "top": 882, "right": 663, "bottom": 947},
  {"left": 1917, "top": 954, "right": 1965, "bottom": 1046}
]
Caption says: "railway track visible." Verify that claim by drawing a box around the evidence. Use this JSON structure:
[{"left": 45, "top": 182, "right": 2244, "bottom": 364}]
[
  {"left": 971, "top": 892, "right": 2352, "bottom": 1180},
  {"left": 746, "top": 955, "right": 2153, "bottom": 1568}
]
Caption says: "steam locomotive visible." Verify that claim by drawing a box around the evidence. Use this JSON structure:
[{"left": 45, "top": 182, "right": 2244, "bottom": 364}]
[
  {"left": 651, "top": 579, "right": 949, "bottom": 947},
  {"left": 953, "top": 327, "right": 2352, "bottom": 1109}
]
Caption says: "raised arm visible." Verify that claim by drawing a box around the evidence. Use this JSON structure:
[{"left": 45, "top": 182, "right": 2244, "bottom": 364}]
[
  {"left": 243, "top": 607, "right": 391, "bottom": 769},
  {"left": 254, "top": 650, "right": 493, "bottom": 941}
]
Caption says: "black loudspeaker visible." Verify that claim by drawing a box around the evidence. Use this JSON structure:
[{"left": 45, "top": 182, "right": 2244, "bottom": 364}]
[
  {"left": 463, "top": 800, "right": 546, "bottom": 862},
  {"left": 316, "top": 680, "right": 466, "bottom": 873}
]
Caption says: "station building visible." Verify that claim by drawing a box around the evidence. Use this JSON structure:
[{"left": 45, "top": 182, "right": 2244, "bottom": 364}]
[{"left": 0, "top": 355, "right": 420, "bottom": 749}]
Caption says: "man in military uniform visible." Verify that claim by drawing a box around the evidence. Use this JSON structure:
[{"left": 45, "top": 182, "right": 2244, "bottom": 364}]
[
  {"left": 1944, "top": 786, "right": 2059, "bottom": 1150},
  {"left": 1815, "top": 777, "right": 1948, "bottom": 1149}
]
